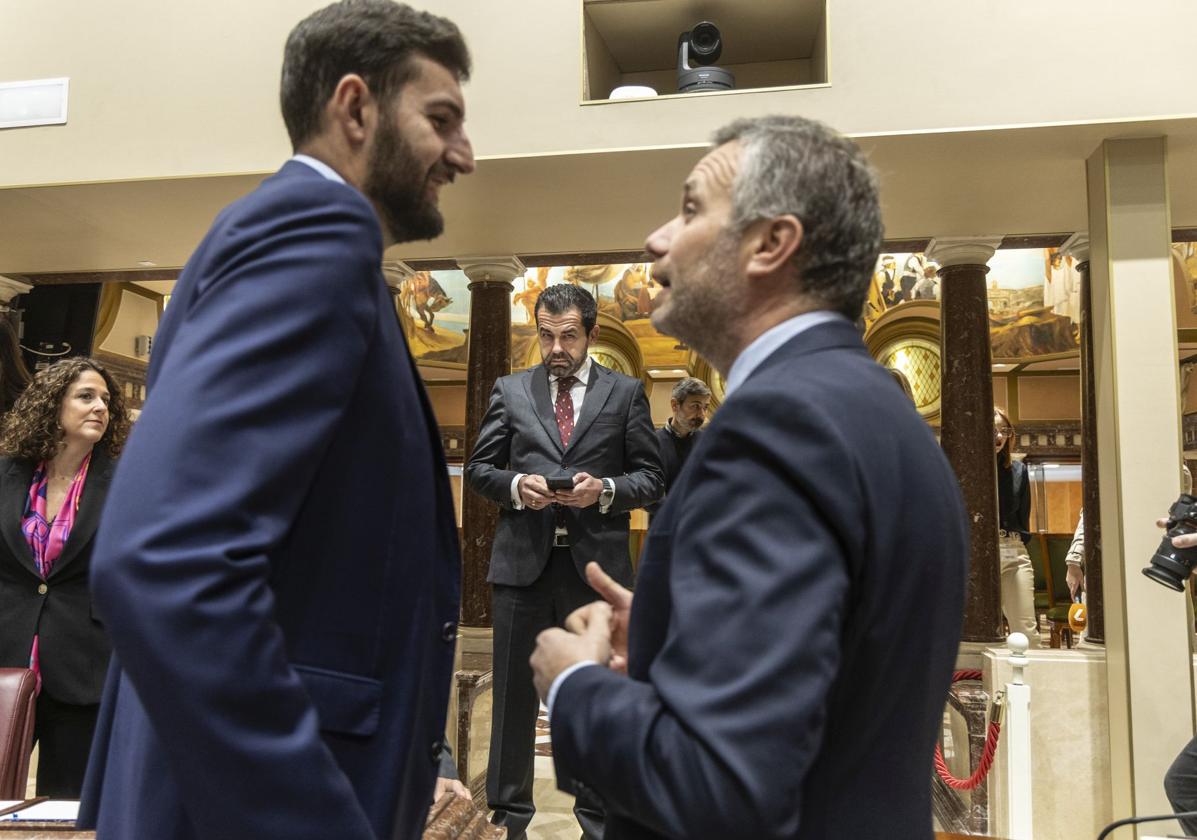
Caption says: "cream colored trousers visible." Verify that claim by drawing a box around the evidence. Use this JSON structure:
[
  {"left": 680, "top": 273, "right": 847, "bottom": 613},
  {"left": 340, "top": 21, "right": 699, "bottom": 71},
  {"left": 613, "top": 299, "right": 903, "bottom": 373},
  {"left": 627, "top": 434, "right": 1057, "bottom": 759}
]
[{"left": 999, "top": 534, "right": 1040, "bottom": 647}]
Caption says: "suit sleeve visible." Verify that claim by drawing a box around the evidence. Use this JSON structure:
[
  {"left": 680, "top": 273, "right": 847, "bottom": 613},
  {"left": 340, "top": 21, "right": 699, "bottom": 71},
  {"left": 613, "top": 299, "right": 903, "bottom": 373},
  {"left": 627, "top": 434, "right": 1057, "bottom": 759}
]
[
  {"left": 89, "top": 191, "right": 381, "bottom": 839},
  {"left": 464, "top": 379, "right": 519, "bottom": 508},
  {"left": 550, "top": 393, "right": 854, "bottom": 839},
  {"left": 607, "top": 384, "right": 663, "bottom": 513}
]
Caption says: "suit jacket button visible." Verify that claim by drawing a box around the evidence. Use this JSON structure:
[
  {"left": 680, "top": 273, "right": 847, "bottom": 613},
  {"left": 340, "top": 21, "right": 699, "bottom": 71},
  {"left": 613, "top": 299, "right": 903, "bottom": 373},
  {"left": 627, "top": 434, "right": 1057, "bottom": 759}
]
[
  {"left": 430, "top": 739, "right": 444, "bottom": 763},
  {"left": 36, "top": 583, "right": 47, "bottom": 595},
  {"left": 442, "top": 621, "right": 457, "bottom": 643}
]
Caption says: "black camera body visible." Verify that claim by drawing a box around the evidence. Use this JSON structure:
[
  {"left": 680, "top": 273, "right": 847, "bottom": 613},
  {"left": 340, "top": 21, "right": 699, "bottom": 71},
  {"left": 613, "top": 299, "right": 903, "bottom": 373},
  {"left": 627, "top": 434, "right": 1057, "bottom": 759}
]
[
  {"left": 1143, "top": 494, "right": 1197, "bottom": 591},
  {"left": 677, "top": 21, "right": 735, "bottom": 93}
]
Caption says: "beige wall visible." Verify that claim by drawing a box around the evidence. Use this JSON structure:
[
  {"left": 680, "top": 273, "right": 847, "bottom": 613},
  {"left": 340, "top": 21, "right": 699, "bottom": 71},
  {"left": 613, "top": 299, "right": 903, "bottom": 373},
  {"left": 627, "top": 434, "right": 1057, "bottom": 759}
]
[
  {"left": 1017, "top": 375, "right": 1081, "bottom": 421},
  {"left": 5, "top": 0, "right": 1197, "bottom": 187}
]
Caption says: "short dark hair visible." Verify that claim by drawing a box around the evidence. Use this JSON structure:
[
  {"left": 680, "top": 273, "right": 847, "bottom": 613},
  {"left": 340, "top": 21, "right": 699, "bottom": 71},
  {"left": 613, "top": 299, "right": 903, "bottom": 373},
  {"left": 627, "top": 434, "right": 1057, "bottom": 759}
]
[
  {"left": 671, "top": 377, "right": 711, "bottom": 403},
  {"left": 280, "top": 0, "right": 471, "bottom": 149},
  {"left": 534, "top": 284, "right": 598, "bottom": 333},
  {"left": 712, "top": 115, "right": 883, "bottom": 320}
]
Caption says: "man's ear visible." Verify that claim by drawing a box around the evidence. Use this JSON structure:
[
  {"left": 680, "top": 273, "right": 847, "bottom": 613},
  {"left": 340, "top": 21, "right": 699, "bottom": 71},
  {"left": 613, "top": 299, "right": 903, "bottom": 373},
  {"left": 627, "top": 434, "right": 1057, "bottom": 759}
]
[
  {"left": 588, "top": 324, "right": 601, "bottom": 344},
  {"left": 745, "top": 215, "right": 804, "bottom": 280},
  {"left": 326, "top": 73, "right": 376, "bottom": 148}
]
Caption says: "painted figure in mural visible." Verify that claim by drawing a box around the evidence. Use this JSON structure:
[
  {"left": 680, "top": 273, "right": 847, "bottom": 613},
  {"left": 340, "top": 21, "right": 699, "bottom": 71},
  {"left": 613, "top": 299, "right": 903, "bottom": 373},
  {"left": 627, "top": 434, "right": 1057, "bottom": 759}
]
[
  {"left": 613, "top": 263, "right": 653, "bottom": 320},
  {"left": 513, "top": 267, "right": 550, "bottom": 325},
  {"left": 1044, "top": 250, "right": 1081, "bottom": 328},
  {"left": 401, "top": 271, "right": 453, "bottom": 331},
  {"left": 911, "top": 263, "right": 940, "bottom": 300}
]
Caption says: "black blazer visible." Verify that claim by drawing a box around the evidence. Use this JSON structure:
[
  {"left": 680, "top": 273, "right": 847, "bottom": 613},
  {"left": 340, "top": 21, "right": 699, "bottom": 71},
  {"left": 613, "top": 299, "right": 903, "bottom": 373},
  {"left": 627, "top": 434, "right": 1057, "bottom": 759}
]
[
  {"left": 550, "top": 319, "right": 969, "bottom": 839},
  {"left": 465, "top": 362, "right": 663, "bottom": 587},
  {"left": 0, "top": 449, "right": 115, "bottom": 705}
]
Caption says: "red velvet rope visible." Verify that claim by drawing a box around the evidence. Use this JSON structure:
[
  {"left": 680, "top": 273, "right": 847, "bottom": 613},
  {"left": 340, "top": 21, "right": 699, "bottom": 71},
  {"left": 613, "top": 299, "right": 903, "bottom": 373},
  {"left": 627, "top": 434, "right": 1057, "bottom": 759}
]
[{"left": 934, "top": 670, "right": 1001, "bottom": 791}]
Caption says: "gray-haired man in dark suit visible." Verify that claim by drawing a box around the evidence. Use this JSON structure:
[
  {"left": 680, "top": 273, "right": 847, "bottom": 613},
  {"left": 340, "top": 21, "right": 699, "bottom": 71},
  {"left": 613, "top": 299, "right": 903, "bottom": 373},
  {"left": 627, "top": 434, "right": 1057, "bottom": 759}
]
[{"left": 465, "top": 283, "right": 663, "bottom": 840}]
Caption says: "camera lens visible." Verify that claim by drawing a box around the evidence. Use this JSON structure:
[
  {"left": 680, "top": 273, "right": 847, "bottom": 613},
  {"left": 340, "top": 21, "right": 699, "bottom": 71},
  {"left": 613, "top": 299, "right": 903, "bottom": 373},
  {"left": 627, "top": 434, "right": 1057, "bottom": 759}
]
[{"left": 690, "top": 21, "right": 720, "bottom": 57}]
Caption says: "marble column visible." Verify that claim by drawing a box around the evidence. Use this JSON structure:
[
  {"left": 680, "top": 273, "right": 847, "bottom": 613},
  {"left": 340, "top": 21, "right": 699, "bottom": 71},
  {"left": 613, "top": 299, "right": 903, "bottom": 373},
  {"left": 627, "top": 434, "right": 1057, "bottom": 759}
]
[
  {"left": 927, "top": 237, "right": 1004, "bottom": 644},
  {"left": 1086, "top": 137, "right": 1192, "bottom": 827},
  {"left": 458, "top": 257, "right": 523, "bottom": 630},
  {"left": 1063, "top": 233, "right": 1103, "bottom": 644}
]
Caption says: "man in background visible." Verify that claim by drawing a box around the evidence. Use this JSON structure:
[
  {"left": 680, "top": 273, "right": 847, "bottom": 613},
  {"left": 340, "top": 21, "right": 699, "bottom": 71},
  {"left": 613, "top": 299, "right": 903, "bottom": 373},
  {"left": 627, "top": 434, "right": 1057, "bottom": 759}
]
[
  {"left": 79, "top": 3, "right": 475, "bottom": 838},
  {"left": 466, "top": 283, "right": 662, "bottom": 839},
  {"left": 646, "top": 376, "right": 710, "bottom": 519},
  {"left": 532, "top": 115, "right": 969, "bottom": 839}
]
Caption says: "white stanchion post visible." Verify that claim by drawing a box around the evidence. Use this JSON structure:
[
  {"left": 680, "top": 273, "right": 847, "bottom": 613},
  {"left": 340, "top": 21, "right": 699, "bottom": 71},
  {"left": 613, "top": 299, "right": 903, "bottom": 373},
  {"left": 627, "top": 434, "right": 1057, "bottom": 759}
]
[{"left": 1005, "top": 632, "right": 1033, "bottom": 839}]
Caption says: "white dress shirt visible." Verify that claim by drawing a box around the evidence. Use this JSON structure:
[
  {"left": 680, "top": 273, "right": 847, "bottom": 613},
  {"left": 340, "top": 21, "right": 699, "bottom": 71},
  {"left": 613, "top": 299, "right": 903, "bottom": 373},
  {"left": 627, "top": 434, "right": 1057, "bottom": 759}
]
[{"left": 290, "top": 154, "right": 346, "bottom": 185}]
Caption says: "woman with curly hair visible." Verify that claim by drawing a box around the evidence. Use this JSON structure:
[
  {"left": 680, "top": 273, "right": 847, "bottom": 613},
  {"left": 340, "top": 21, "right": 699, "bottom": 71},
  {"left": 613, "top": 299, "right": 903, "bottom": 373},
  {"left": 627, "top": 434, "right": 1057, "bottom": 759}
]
[{"left": 0, "top": 357, "right": 131, "bottom": 796}]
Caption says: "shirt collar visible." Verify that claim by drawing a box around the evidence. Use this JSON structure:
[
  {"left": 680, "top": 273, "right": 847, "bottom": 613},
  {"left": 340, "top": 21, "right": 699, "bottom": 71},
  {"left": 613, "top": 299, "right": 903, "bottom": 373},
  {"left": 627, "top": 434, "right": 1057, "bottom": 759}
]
[
  {"left": 290, "top": 154, "right": 347, "bottom": 185},
  {"left": 724, "top": 311, "right": 846, "bottom": 398},
  {"left": 551, "top": 355, "right": 592, "bottom": 387}
]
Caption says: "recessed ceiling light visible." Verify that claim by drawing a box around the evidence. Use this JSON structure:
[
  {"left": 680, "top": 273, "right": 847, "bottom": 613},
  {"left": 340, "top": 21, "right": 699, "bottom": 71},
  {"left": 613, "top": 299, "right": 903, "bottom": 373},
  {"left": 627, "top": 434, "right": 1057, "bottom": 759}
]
[{"left": 137, "top": 260, "right": 157, "bottom": 267}]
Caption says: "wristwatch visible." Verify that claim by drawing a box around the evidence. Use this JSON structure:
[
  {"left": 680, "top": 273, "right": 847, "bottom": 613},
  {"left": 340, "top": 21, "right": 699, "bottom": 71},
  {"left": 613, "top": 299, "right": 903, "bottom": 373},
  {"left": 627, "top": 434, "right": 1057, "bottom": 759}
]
[{"left": 599, "top": 477, "right": 615, "bottom": 510}]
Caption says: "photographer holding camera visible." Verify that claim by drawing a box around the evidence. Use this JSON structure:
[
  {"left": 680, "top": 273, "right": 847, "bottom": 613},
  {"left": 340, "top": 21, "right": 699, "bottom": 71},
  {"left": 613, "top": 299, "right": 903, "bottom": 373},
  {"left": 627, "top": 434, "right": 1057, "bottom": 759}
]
[{"left": 1150, "top": 465, "right": 1197, "bottom": 833}]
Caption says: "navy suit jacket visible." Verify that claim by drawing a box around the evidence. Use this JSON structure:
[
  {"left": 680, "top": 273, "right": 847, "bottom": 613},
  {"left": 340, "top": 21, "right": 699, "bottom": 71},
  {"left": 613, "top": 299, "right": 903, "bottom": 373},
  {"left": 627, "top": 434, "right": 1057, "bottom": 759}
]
[
  {"left": 78, "top": 161, "right": 461, "bottom": 840},
  {"left": 550, "top": 319, "right": 968, "bottom": 839}
]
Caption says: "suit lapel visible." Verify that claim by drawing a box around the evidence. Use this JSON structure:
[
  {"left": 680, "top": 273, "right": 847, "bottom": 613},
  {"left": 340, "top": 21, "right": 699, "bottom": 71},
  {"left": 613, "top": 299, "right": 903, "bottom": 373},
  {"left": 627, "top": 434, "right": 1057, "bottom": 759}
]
[
  {"left": 50, "top": 449, "right": 114, "bottom": 578},
  {"left": 567, "top": 363, "right": 614, "bottom": 450},
  {"left": 0, "top": 459, "right": 38, "bottom": 577},
  {"left": 524, "top": 365, "right": 565, "bottom": 455}
]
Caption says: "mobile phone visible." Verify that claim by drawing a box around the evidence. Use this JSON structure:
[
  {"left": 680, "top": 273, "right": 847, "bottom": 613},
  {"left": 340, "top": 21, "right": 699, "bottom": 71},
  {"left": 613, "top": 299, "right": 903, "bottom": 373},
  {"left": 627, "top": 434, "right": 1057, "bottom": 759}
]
[{"left": 545, "top": 474, "right": 576, "bottom": 491}]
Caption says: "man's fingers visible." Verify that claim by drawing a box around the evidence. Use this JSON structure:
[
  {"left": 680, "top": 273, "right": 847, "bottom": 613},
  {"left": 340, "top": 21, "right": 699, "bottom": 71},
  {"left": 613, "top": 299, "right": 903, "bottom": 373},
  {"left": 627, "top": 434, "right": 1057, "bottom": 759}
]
[
  {"left": 564, "top": 602, "right": 598, "bottom": 634},
  {"left": 586, "top": 561, "right": 632, "bottom": 608}
]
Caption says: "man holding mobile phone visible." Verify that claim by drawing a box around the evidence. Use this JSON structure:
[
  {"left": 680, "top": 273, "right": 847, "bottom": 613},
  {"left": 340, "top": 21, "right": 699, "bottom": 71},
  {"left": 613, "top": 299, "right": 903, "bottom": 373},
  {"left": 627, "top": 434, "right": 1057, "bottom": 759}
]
[{"left": 465, "top": 283, "right": 663, "bottom": 839}]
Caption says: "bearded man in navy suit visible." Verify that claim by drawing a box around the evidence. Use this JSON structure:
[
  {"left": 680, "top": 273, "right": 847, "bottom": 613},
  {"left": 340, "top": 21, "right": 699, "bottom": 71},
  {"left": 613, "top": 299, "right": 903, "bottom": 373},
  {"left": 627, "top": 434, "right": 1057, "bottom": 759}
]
[
  {"left": 79, "top": 3, "right": 476, "bottom": 838},
  {"left": 532, "top": 116, "right": 969, "bottom": 839}
]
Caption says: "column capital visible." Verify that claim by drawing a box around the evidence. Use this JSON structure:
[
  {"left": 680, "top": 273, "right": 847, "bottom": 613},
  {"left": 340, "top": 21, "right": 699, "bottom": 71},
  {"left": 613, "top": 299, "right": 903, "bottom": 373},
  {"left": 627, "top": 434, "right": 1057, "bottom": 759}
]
[
  {"left": 381, "top": 260, "right": 418, "bottom": 290},
  {"left": 926, "top": 236, "right": 1002, "bottom": 270},
  {"left": 1060, "top": 232, "right": 1090, "bottom": 265},
  {"left": 0, "top": 275, "right": 32, "bottom": 308},
  {"left": 458, "top": 256, "right": 524, "bottom": 288}
]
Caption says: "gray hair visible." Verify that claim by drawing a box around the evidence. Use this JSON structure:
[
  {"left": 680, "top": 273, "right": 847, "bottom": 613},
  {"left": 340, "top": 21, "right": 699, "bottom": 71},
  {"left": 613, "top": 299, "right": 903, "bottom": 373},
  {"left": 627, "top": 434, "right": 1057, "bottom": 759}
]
[
  {"left": 671, "top": 377, "right": 711, "bottom": 402},
  {"left": 712, "top": 115, "right": 883, "bottom": 320}
]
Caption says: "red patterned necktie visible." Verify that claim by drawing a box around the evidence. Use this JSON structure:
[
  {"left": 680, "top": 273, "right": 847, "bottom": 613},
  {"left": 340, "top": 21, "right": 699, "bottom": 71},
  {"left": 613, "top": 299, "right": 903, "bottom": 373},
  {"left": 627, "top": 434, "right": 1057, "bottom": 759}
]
[{"left": 555, "top": 375, "right": 577, "bottom": 446}]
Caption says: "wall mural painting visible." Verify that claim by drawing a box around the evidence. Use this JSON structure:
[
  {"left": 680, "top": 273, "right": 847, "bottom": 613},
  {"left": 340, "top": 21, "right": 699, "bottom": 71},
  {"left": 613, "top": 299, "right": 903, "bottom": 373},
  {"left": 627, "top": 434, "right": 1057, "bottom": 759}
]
[
  {"left": 397, "top": 269, "right": 471, "bottom": 366},
  {"left": 863, "top": 248, "right": 1081, "bottom": 359},
  {"left": 510, "top": 263, "right": 686, "bottom": 369},
  {"left": 396, "top": 262, "right": 686, "bottom": 370}
]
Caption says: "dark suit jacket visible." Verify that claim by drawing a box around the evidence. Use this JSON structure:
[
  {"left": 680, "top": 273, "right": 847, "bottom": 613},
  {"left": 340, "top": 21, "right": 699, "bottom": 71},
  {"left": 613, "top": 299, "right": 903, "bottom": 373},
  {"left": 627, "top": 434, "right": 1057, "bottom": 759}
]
[
  {"left": 550, "top": 319, "right": 969, "bottom": 839},
  {"left": 78, "top": 161, "right": 461, "bottom": 840},
  {"left": 644, "top": 425, "right": 703, "bottom": 518},
  {"left": 465, "top": 362, "right": 663, "bottom": 587},
  {"left": 0, "top": 450, "right": 114, "bottom": 705}
]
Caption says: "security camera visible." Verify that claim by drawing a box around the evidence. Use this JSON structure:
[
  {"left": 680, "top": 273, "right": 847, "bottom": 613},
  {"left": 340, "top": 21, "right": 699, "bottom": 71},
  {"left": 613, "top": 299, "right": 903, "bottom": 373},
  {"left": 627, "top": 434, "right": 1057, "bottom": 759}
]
[{"left": 676, "top": 21, "right": 735, "bottom": 93}]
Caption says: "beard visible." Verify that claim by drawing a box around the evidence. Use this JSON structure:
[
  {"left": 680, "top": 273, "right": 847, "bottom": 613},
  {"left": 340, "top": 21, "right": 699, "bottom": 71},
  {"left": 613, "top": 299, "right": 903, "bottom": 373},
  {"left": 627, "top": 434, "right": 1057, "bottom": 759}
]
[
  {"left": 651, "top": 230, "right": 743, "bottom": 360},
  {"left": 544, "top": 350, "right": 585, "bottom": 378},
  {"left": 364, "top": 117, "right": 446, "bottom": 244}
]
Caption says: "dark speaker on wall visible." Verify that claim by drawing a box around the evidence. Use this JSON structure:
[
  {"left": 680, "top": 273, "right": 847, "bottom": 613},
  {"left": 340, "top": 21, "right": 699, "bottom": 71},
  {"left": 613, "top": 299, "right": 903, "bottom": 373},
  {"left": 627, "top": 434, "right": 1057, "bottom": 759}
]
[{"left": 17, "top": 283, "right": 101, "bottom": 372}]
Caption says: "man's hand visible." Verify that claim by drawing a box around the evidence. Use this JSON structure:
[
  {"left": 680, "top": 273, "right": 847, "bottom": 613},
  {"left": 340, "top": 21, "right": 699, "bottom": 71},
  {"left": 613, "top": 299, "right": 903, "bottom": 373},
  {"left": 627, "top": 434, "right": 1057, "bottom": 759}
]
[
  {"left": 434, "top": 776, "right": 471, "bottom": 803},
  {"left": 1159, "top": 516, "right": 1197, "bottom": 550},
  {"left": 530, "top": 604, "right": 612, "bottom": 702},
  {"left": 554, "top": 471, "right": 603, "bottom": 508},
  {"left": 1065, "top": 564, "right": 1084, "bottom": 599},
  {"left": 519, "top": 474, "right": 555, "bottom": 511},
  {"left": 572, "top": 562, "right": 633, "bottom": 673}
]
